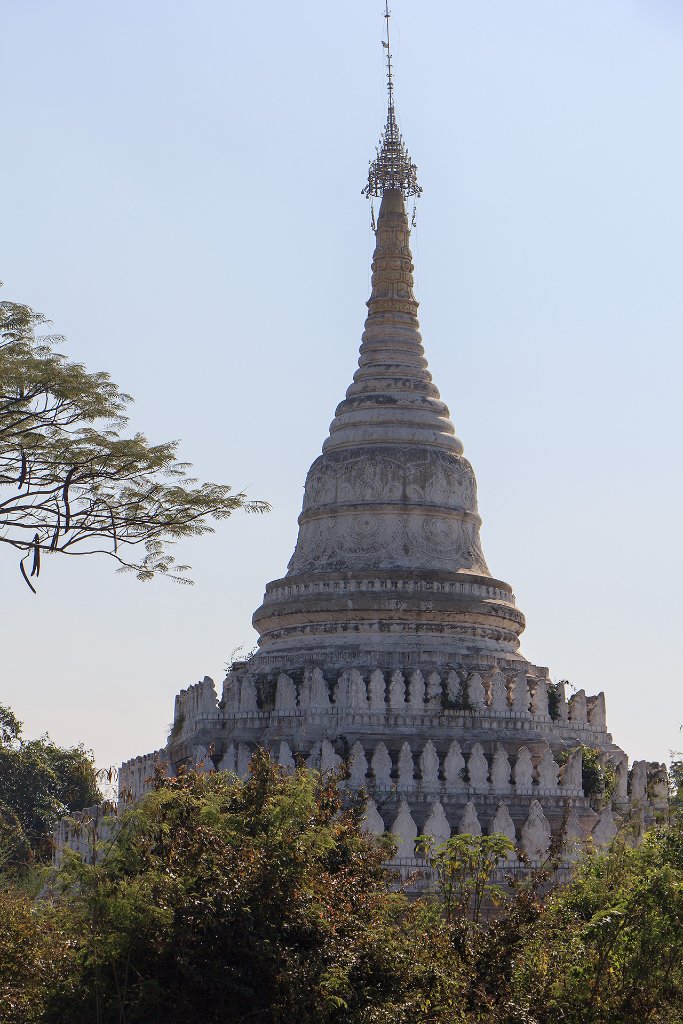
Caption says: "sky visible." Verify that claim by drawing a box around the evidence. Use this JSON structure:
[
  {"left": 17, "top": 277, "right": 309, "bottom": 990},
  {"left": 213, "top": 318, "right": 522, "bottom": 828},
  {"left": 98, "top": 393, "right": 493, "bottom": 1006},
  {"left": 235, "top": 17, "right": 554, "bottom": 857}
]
[{"left": 1, "top": 0, "right": 682, "bottom": 772}]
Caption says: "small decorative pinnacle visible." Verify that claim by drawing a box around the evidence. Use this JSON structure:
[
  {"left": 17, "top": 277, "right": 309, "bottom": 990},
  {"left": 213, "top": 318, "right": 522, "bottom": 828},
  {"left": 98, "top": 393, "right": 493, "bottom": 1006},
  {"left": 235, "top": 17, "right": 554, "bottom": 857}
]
[{"left": 363, "top": 2, "right": 422, "bottom": 200}]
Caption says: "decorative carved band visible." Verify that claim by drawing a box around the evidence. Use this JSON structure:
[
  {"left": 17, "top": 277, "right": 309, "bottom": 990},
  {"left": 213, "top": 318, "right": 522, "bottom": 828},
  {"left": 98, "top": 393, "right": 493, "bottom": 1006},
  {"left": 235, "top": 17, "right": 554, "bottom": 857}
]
[
  {"left": 297, "top": 503, "right": 483, "bottom": 527},
  {"left": 264, "top": 576, "right": 515, "bottom": 603}
]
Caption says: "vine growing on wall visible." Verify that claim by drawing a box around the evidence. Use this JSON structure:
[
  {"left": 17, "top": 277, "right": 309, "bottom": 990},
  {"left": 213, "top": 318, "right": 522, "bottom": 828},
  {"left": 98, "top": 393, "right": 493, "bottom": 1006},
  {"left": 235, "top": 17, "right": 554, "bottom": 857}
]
[
  {"left": 548, "top": 682, "right": 564, "bottom": 720},
  {"left": 557, "top": 745, "right": 617, "bottom": 808}
]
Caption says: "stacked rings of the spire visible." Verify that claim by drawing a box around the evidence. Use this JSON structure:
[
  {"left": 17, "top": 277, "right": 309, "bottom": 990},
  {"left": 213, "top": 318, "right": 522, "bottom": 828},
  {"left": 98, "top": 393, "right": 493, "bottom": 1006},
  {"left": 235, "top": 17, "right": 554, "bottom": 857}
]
[{"left": 324, "top": 190, "right": 461, "bottom": 453}]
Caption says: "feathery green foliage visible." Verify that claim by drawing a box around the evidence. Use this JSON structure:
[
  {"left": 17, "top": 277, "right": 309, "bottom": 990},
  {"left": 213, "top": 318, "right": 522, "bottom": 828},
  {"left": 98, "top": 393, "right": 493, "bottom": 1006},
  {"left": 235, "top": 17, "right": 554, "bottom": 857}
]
[{"left": 0, "top": 296, "right": 269, "bottom": 590}]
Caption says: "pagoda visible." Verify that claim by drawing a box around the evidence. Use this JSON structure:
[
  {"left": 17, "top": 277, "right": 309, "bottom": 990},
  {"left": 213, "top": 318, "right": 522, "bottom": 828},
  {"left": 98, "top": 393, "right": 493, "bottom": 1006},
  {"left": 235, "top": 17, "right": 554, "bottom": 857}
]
[{"left": 118, "top": 7, "right": 667, "bottom": 873}]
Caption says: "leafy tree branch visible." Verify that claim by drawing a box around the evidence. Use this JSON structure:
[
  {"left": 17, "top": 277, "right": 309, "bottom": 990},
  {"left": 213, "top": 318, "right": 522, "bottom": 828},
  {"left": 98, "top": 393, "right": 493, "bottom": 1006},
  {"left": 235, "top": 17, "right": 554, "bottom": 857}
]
[{"left": 0, "top": 296, "right": 269, "bottom": 590}]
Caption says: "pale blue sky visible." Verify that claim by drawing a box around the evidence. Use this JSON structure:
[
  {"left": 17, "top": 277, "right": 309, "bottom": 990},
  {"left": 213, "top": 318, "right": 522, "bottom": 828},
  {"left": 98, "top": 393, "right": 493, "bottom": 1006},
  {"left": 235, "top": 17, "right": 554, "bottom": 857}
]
[{"left": 2, "top": 0, "right": 682, "bottom": 771}]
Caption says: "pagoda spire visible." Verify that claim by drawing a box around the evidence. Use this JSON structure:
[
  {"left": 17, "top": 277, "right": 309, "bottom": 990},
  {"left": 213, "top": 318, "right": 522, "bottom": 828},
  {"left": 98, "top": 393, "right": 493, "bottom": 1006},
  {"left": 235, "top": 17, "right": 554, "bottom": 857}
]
[
  {"left": 320, "top": 6, "right": 458, "bottom": 454},
  {"left": 322, "top": 188, "right": 463, "bottom": 454},
  {"left": 362, "top": 2, "right": 422, "bottom": 200},
  {"left": 251, "top": 3, "right": 526, "bottom": 663}
]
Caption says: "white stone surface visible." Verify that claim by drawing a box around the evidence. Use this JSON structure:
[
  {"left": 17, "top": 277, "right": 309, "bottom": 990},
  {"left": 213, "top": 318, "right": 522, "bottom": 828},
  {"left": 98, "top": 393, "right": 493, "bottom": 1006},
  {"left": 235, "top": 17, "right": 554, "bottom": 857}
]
[
  {"left": 468, "top": 743, "right": 489, "bottom": 791},
  {"left": 458, "top": 801, "right": 482, "bottom": 836},
  {"left": 408, "top": 670, "right": 425, "bottom": 709},
  {"left": 630, "top": 760, "right": 648, "bottom": 806},
  {"left": 423, "top": 800, "right": 451, "bottom": 844},
  {"left": 389, "top": 671, "right": 406, "bottom": 709},
  {"left": 222, "top": 675, "right": 240, "bottom": 715},
  {"left": 446, "top": 671, "right": 462, "bottom": 704},
  {"left": 513, "top": 746, "right": 534, "bottom": 792},
  {"left": 391, "top": 799, "right": 418, "bottom": 859},
  {"left": 555, "top": 681, "right": 569, "bottom": 721},
  {"left": 217, "top": 743, "right": 236, "bottom": 774},
  {"left": 372, "top": 742, "right": 393, "bottom": 789},
  {"left": 521, "top": 800, "right": 551, "bottom": 860},
  {"left": 588, "top": 692, "right": 607, "bottom": 729},
  {"left": 237, "top": 743, "right": 251, "bottom": 779},
  {"left": 467, "top": 673, "right": 486, "bottom": 711},
  {"left": 348, "top": 741, "right": 368, "bottom": 788},
  {"left": 362, "top": 797, "right": 385, "bottom": 836},
  {"left": 321, "top": 740, "right": 342, "bottom": 772},
  {"left": 444, "top": 740, "right": 466, "bottom": 788},
  {"left": 488, "top": 669, "right": 508, "bottom": 713},
  {"left": 490, "top": 745, "right": 512, "bottom": 792},
  {"left": 648, "top": 764, "right": 669, "bottom": 810},
  {"left": 369, "top": 669, "right": 386, "bottom": 710},
  {"left": 277, "top": 741, "right": 295, "bottom": 771},
  {"left": 119, "top": 749, "right": 168, "bottom": 801},
  {"left": 426, "top": 672, "right": 442, "bottom": 708},
  {"left": 510, "top": 671, "right": 530, "bottom": 714},
  {"left": 561, "top": 748, "right": 583, "bottom": 793},
  {"left": 537, "top": 746, "right": 560, "bottom": 790},
  {"left": 491, "top": 801, "right": 517, "bottom": 854},
  {"left": 614, "top": 758, "right": 629, "bottom": 804},
  {"left": 563, "top": 806, "right": 585, "bottom": 862},
  {"left": 532, "top": 678, "right": 550, "bottom": 719},
  {"left": 191, "top": 744, "right": 212, "bottom": 773},
  {"left": 592, "top": 806, "right": 618, "bottom": 847},
  {"left": 568, "top": 689, "right": 588, "bottom": 724},
  {"left": 275, "top": 673, "right": 297, "bottom": 711},
  {"left": 240, "top": 677, "right": 258, "bottom": 712},
  {"left": 398, "top": 742, "right": 415, "bottom": 789},
  {"left": 301, "top": 668, "right": 330, "bottom": 710},
  {"left": 420, "top": 740, "right": 440, "bottom": 788}
]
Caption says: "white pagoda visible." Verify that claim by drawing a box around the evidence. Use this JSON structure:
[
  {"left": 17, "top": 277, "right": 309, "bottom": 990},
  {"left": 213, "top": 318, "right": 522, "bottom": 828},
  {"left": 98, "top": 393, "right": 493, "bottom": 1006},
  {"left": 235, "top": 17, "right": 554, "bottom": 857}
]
[{"left": 117, "top": 14, "right": 667, "bottom": 875}]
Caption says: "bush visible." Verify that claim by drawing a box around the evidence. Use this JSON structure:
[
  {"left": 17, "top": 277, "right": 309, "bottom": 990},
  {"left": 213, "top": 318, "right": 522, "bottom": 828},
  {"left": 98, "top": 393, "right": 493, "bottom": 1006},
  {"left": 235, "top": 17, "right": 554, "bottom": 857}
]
[{"left": 1, "top": 755, "right": 682, "bottom": 1024}]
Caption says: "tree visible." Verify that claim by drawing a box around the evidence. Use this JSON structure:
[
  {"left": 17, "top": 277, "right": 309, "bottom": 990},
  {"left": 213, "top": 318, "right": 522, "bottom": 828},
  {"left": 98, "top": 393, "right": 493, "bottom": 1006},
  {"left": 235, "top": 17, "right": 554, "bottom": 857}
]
[
  {"left": 1, "top": 751, "right": 682, "bottom": 1023},
  {"left": 0, "top": 296, "right": 269, "bottom": 590},
  {"left": 0, "top": 885, "right": 75, "bottom": 1024},
  {"left": 42, "top": 753, "right": 461, "bottom": 1024},
  {"left": 506, "top": 820, "right": 683, "bottom": 1023},
  {"left": 416, "top": 833, "right": 515, "bottom": 928},
  {"left": 0, "top": 704, "right": 101, "bottom": 866}
]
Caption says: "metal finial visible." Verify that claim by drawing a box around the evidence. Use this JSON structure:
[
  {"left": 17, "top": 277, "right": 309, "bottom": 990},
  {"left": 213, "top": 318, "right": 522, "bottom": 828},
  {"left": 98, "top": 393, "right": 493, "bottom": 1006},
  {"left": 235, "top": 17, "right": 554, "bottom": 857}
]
[
  {"left": 384, "top": 0, "right": 395, "bottom": 116},
  {"left": 362, "top": 1, "right": 422, "bottom": 200}
]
